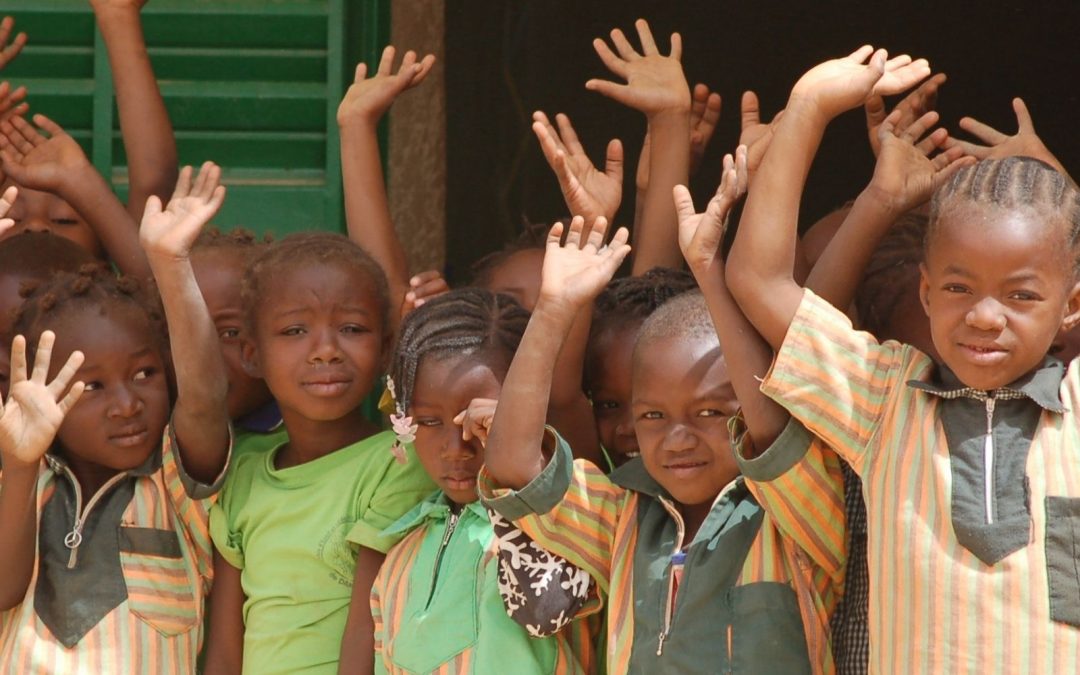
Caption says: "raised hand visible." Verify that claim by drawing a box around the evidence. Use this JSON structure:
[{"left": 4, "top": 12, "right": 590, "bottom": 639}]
[
  {"left": 637, "top": 83, "right": 721, "bottom": 191},
  {"left": 674, "top": 146, "right": 748, "bottom": 274},
  {"left": 532, "top": 111, "right": 623, "bottom": 224},
  {"left": 739, "top": 91, "right": 784, "bottom": 182},
  {"left": 0, "top": 184, "right": 15, "bottom": 238},
  {"left": 538, "top": 216, "right": 631, "bottom": 311},
  {"left": 139, "top": 162, "right": 226, "bottom": 259},
  {"left": 943, "top": 98, "right": 1069, "bottom": 177},
  {"left": 865, "top": 73, "right": 946, "bottom": 158},
  {"left": 0, "top": 17, "right": 27, "bottom": 72},
  {"left": 454, "top": 397, "right": 498, "bottom": 446},
  {"left": 401, "top": 270, "right": 450, "bottom": 318},
  {"left": 0, "top": 332, "right": 85, "bottom": 469},
  {"left": 790, "top": 46, "right": 931, "bottom": 121},
  {"left": 867, "top": 109, "right": 973, "bottom": 214},
  {"left": 0, "top": 82, "right": 27, "bottom": 126},
  {"left": 0, "top": 115, "right": 92, "bottom": 193},
  {"left": 586, "top": 18, "right": 690, "bottom": 119},
  {"left": 337, "top": 45, "right": 436, "bottom": 128}
]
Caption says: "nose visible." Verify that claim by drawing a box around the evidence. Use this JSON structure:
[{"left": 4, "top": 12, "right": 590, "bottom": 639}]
[
  {"left": 107, "top": 383, "right": 144, "bottom": 418},
  {"left": 660, "top": 423, "right": 698, "bottom": 454},
  {"left": 965, "top": 297, "right": 1007, "bottom": 332},
  {"left": 22, "top": 215, "right": 50, "bottom": 234},
  {"left": 443, "top": 426, "right": 479, "bottom": 460},
  {"left": 309, "top": 327, "right": 342, "bottom": 364}
]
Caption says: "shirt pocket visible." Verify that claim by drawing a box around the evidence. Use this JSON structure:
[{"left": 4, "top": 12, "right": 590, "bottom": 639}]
[
  {"left": 1045, "top": 497, "right": 1080, "bottom": 628},
  {"left": 118, "top": 526, "right": 199, "bottom": 636}
]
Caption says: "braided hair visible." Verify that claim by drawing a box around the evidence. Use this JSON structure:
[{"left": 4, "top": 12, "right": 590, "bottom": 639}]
[
  {"left": 240, "top": 231, "right": 390, "bottom": 335},
  {"left": 389, "top": 288, "right": 529, "bottom": 413},
  {"left": 929, "top": 156, "right": 1080, "bottom": 275},
  {"left": 855, "top": 211, "right": 928, "bottom": 336}
]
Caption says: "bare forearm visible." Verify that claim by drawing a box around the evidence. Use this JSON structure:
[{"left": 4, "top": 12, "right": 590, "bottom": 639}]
[
  {"left": 94, "top": 7, "right": 177, "bottom": 217},
  {"left": 548, "top": 305, "right": 601, "bottom": 463},
  {"left": 805, "top": 188, "right": 901, "bottom": 310},
  {"left": 338, "top": 546, "right": 383, "bottom": 675},
  {"left": 0, "top": 465, "right": 39, "bottom": 609},
  {"left": 340, "top": 124, "right": 410, "bottom": 319},
  {"left": 485, "top": 300, "right": 577, "bottom": 488},
  {"left": 204, "top": 553, "right": 245, "bottom": 675},
  {"left": 60, "top": 167, "right": 151, "bottom": 280},
  {"left": 632, "top": 112, "right": 690, "bottom": 274}
]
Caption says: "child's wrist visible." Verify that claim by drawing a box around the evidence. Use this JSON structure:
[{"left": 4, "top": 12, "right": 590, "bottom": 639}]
[
  {"left": 646, "top": 104, "right": 692, "bottom": 125},
  {"left": 783, "top": 95, "right": 835, "bottom": 128},
  {"left": 533, "top": 295, "right": 586, "bottom": 325},
  {"left": 860, "top": 182, "right": 909, "bottom": 218},
  {"left": 337, "top": 111, "right": 381, "bottom": 133}
]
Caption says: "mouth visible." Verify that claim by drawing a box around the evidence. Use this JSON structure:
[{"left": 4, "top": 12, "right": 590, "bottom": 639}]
[
  {"left": 109, "top": 427, "right": 149, "bottom": 448},
  {"left": 957, "top": 342, "right": 1009, "bottom": 366},
  {"left": 301, "top": 376, "right": 353, "bottom": 397},
  {"left": 443, "top": 473, "right": 478, "bottom": 492},
  {"left": 663, "top": 459, "right": 709, "bottom": 479},
  {"left": 621, "top": 450, "right": 641, "bottom": 459}
]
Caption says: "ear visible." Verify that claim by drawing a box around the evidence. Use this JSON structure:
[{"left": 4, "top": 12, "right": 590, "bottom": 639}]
[
  {"left": 240, "top": 339, "right": 262, "bottom": 378},
  {"left": 1061, "top": 279, "right": 1080, "bottom": 333},
  {"left": 919, "top": 263, "right": 932, "bottom": 318}
]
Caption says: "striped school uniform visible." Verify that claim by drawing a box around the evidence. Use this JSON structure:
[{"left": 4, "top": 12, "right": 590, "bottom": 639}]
[
  {"left": 0, "top": 426, "right": 224, "bottom": 674},
  {"left": 762, "top": 288, "right": 1080, "bottom": 674}
]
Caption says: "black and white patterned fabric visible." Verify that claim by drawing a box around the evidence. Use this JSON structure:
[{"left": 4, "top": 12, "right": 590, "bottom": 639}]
[{"left": 831, "top": 462, "right": 869, "bottom": 675}]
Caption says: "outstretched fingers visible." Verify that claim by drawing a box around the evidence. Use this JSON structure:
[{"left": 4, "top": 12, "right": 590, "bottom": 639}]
[
  {"left": 47, "top": 348, "right": 85, "bottom": 402},
  {"left": 29, "top": 331, "right": 55, "bottom": 384}
]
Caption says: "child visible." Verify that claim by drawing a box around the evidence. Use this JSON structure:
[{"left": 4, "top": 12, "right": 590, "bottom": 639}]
[
  {"left": 369, "top": 286, "right": 599, "bottom": 673},
  {"left": 0, "top": 162, "right": 231, "bottom": 671},
  {"left": 728, "top": 46, "right": 1080, "bottom": 672},
  {"left": 586, "top": 267, "right": 697, "bottom": 467},
  {"left": 480, "top": 205, "right": 835, "bottom": 672},
  {"left": 204, "top": 232, "right": 435, "bottom": 675}
]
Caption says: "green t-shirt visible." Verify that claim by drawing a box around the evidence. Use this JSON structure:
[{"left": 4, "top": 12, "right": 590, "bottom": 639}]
[{"left": 209, "top": 431, "right": 435, "bottom": 675}]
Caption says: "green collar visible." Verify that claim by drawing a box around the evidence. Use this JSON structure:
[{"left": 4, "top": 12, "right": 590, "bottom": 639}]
[
  {"left": 907, "top": 355, "right": 1066, "bottom": 413},
  {"left": 384, "top": 490, "right": 488, "bottom": 535}
]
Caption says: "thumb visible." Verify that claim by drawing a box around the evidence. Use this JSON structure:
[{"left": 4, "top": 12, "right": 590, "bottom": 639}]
[
  {"left": 740, "top": 90, "right": 761, "bottom": 131},
  {"left": 1013, "top": 97, "right": 1035, "bottom": 134},
  {"left": 604, "top": 138, "right": 624, "bottom": 181},
  {"left": 672, "top": 184, "right": 696, "bottom": 221},
  {"left": 141, "top": 195, "right": 164, "bottom": 224}
]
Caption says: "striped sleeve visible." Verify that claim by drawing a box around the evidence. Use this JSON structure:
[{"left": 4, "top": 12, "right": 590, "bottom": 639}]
[
  {"left": 760, "top": 288, "right": 906, "bottom": 473},
  {"left": 479, "top": 429, "right": 624, "bottom": 595},
  {"left": 371, "top": 566, "right": 387, "bottom": 673},
  {"left": 162, "top": 424, "right": 230, "bottom": 581},
  {"left": 735, "top": 416, "right": 848, "bottom": 581}
]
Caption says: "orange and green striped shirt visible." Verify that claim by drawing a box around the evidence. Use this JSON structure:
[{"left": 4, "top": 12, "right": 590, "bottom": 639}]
[
  {"left": 0, "top": 426, "right": 223, "bottom": 674},
  {"left": 480, "top": 432, "right": 839, "bottom": 674},
  {"left": 762, "top": 288, "right": 1080, "bottom": 674}
]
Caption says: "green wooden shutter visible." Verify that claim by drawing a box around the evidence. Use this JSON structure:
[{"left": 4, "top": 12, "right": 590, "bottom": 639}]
[{"left": 3, "top": 0, "right": 388, "bottom": 238}]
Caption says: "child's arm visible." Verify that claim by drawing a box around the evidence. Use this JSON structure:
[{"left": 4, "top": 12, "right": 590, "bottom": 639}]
[
  {"left": 727, "top": 47, "right": 929, "bottom": 350},
  {"left": 0, "top": 114, "right": 151, "bottom": 280},
  {"left": 203, "top": 552, "right": 245, "bottom": 674},
  {"left": 0, "top": 332, "right": 85, "bottom": 609},
  {"left": 484, "top": 216, "right": 630, "bottom": 488},
  {"left": 806, "top": 109, "right": 970, "bottom": 310},
  {"left": 400, "top": 269, "right": 449, "bottom": 318},
  {"left": 138, "top": 162, "right": 229, "bottom": 483},
  {"left": 864, "top": 72, "right": 946, "bottom": 158},
  {"left": 945, "top": 97, "right": 1072, "bottom": 180},
  {"left": 90, "top": 0, "right": 178, "bottom": 219},
  {"left": 338, "top": 546, "right": 386, "bottom": 675},
  {"left": 338, "top": 46, "right": 435, "bottom": 323},
  {"left": 588, "top": 19, "right": 690, "bottom": 274},
  {"left": 0, "top": 17, "right": 26, "bottom": 72},
  {"left": 531, "top": 111, "right": 623, "bottom": 226}
]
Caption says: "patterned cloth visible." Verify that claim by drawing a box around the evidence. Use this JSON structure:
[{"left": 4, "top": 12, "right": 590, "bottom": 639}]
[
  {"left": 830, "top": 464, "right": 869, "bottom": 675},
  {"left": 762, "top": 288, "right": 1080, "bottom": 674}
]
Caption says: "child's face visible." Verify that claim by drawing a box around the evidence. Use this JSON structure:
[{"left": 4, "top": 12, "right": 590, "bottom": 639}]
[
  {"left": 484, "top": 249, "right": 544, "bottom": 312},
  {"left": 920, "top": 204, "right": 1080, "bottom": 390},
  {"left": 50, "top": 305, "right": 171, "bottom": 488},
  {"left": 410, "top": 353, "right": 503, "bottom": 506},
  {"left": 191, "top": 249, "right": 273, "bottom": 420},
  {"left": 244, "top": 263, "right": 385, "bottom": 425},
  {"left": 0, "top": 185, "right": 103, "bottom": 259},
  {"left": 632, "top": 336, "right": 740, "bottom": 507},
  {"left": 588, "top": 324, "right": 639, "bottom": 464}
]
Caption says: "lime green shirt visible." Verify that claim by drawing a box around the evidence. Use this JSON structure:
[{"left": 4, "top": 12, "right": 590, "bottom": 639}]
[{"left": 209, "top": 431, "right": 435, "bottom": 674}]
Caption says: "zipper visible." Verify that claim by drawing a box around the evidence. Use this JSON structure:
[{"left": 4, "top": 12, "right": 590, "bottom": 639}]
[
  {"left": 984, "top": 397, "right": 996, "bottom": 525},
  {"left": 725, "top": 624, "right": 734, "bottom": 674},
  {"left": 52, "top": 462, "right": 128, "bottom": 569},
  {"left": 656, "top": 496, "right": 686, "bottom": 656},
  {"left": 424, "top": 511, "right": 459, "bottom": 610}
]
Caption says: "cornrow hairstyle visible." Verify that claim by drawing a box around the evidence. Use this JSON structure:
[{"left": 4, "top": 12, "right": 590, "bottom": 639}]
[
  {"left": 855, "top": 211, "right": 928, "bottom": 336},
  {"left": 0, "top": 231, "right": 95, "bottom": 280},
  {"left": 591, "top": 266, "right": 698, "bottom": 337},
  {"left": 929, "top": 156, "right": 1080, "bottom": 275},
  {"left": 240, "top": 231, "right": 391, "bottom": 335},
  {"left": 389, "top": 287, "right": 530, "bottom": 413},
  {"left": 471, "top": 217, "right": 566, "bottom": 287},
  {"left": 12, "top": 263, "right": 168, "bottom": 358}
]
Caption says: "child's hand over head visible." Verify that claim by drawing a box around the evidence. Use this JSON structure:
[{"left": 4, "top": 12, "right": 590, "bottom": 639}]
[
  {"left": 674, "top": 145, "right": 748, "bottom": 275},
  {"left": 867, "top": 109, "right": 972, "bottom": 214},
  {"left": 0, "top": 115, "right": 92, "bottom": 194},
  {"left": 586, "top": 18, "right": 690, "bottom": 120},
  {"left": 944, "top": 98, "right": 1070, "bottom": 178},
  {"left": 532, "top": 111, "right": 623, "bottom": 224},
  {"left": 337, "top": 45, "right": 436, "bottom": 128},
  {"left": 790, "top": 46, "right": 930, "bottom": 122},
  {"left": 401, "top": 269, "right": 450, "bottom": 318},
  {"left": 865, "top": 73, "right": 946, "bottom": 157},
  {"left": 0, "top": 332, "right": 85, "bottom": 470},
  {"left": 139, "top": 162, "right": 226, "bottom": 261},
  {"left": 453, "top": 397, "right": 498, "bottom": 446},
  {"left": 538, "top": 216, "right": 631, "bottom": 312},
  {"left": 637, "top": 83, "right": 721, "bottom": 191},
  {"left": 739, "top": 91, "right": 783, "bottom": 183},
  {"left": 0, "top": 17, "right": 26, "bottom": 72}
]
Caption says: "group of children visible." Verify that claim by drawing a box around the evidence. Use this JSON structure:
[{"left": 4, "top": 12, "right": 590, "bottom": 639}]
[{"left": 0, "top": 7, "right": 1077, "bottom": 675}]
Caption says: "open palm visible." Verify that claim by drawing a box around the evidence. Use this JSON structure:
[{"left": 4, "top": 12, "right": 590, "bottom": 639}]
[
  {"left": 539, "top": 216, "right": 631, "bottom": 310},
  {"left": 675, "top": 146, "right": 747, "bottom": 273},
  {"left": 791, "top": 46, "right": 930, "bottom": 121},
  {"left": 532, "top": 111, "right": 622, "bottom": 224},
  {"left": 140, "top": 162, "right": 226, "bottom": 259}
]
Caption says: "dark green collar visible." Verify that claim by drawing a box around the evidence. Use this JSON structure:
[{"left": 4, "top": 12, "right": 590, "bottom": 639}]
[
  {"left": 609, "top": 457, "right": 668, "bottom": 497},
  {"left": 907, "top": 356, "right": 1066, "bottom": 413}
]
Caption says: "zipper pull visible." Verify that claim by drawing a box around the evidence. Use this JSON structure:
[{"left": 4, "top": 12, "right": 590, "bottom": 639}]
[
  {"left": 657, "top": 631, "right": 667, "bottom": 656},
  {"left": 984, "top": 397, "right": 996, "bottom": 525},
  {"left": 441, "top": 513, "right": 458, "bottom": 546},
  {"left": 65, "top": 519, "right": 84, "bottom": 569}
]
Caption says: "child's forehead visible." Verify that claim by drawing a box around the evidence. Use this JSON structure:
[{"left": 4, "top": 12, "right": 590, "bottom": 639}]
[
  {"left": 632, "top": 336, "right": 730, "bottom": 390},
  {"left": 930, "top": 203, "right": 1070, "bottom": 268}
]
